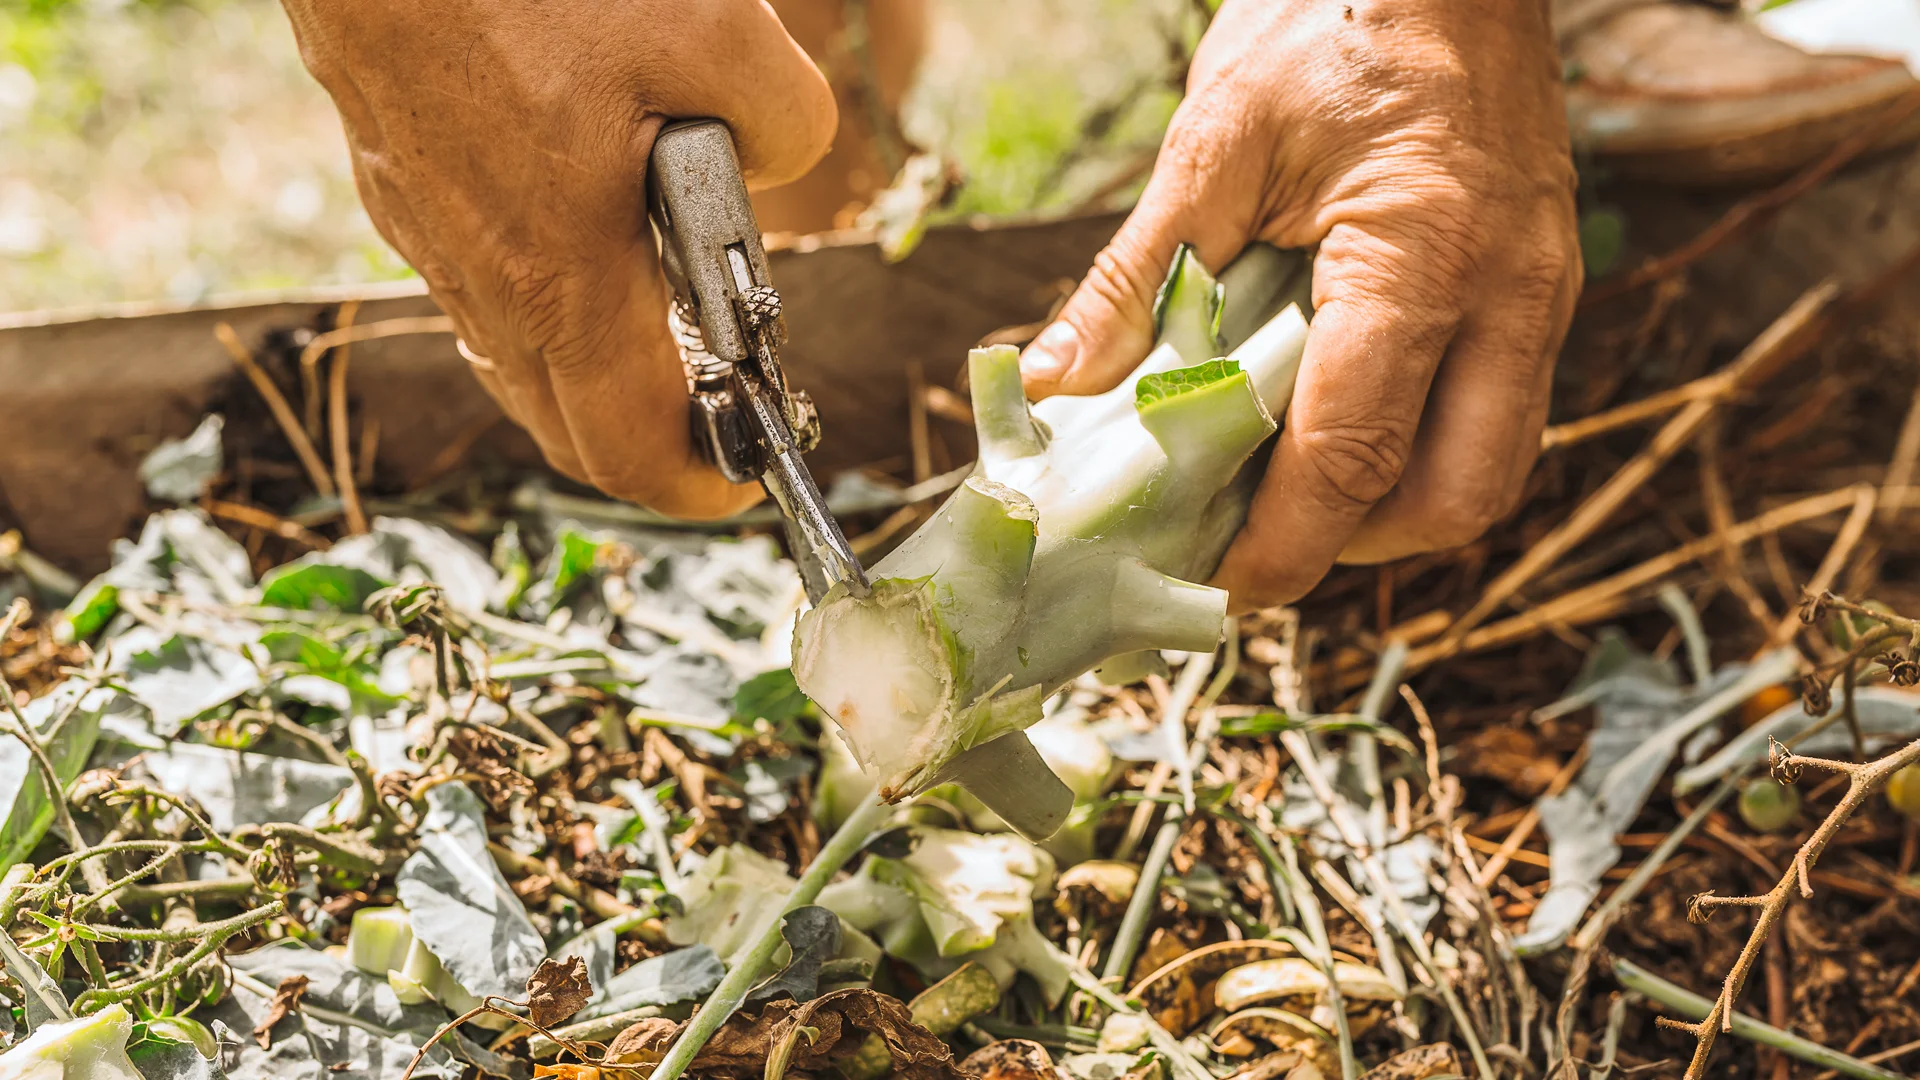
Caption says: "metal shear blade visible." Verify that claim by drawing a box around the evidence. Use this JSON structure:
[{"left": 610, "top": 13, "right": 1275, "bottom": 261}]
[{"left": 646, "top": 118, "right": 868, "bottom": 606}]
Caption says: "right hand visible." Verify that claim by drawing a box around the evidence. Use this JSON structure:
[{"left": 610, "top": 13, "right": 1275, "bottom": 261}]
[{"left": 279, "top": 0, "right": 838, "bottom": 517}]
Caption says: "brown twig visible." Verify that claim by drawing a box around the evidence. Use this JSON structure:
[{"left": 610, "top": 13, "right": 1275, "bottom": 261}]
[
  {"left": 1765, "top": 486, "right": 1875, "bottom": 650},
  {"left": 1881, "top": 379, "right": 1920, "bottom": 526},
  {"left": 906, "top": 360, "right": 932, "bottom": 486},
  {"left": 1698, "top": 417, "right": 1778, "bottom": 632},
  {"left": 1674, "top": 734, "right": 1920, "bottom": 1078},
  {"left": 1580, "top": 85, "right": 1920, "bottom": 308},
  {"left": 214, "top": 323, "right": 335, "bottom": 497},
  {"left": 325, "top": 301, "right": 369, "bottom": 535},
  {"left": 1474, "top": 744, "right": 1589, "bottom": 890},
  {"left": 294, "top": 315, "right": 456, "bottom": 377},
  {"left": 200, "top": 500, "right": 331, "bottom": 551},
  {"left": 1406, "top": 484, "right": 1864, "bottom": 672},
  {"left": 1539, "top": 374, "right": 1728, "bottom": 452}
]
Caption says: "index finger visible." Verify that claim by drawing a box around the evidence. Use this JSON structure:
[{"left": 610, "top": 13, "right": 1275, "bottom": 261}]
[{"left": 1210, "top": 220, "right": 1464, "bottom": 610}]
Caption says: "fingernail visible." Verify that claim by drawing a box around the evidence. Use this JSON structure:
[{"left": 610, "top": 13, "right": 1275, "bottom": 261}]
[{"left": 1022, "top": 321, "right": 1079, "bottom": 378}]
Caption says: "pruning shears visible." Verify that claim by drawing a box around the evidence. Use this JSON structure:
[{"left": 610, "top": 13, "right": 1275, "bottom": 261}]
[{"left": 647, "top": 119, "right": 869, "bottom": 606}]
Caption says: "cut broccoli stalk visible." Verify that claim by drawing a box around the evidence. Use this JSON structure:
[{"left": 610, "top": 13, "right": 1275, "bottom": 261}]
[
  {"left": 794, "top": 244, "right": 1311, "bottom": 830},
  {"left": 814, "top": 708, "right": 1114, "bottom": 866},
  {"left": 818, "top": 825, "right": 1072, "bottom": 1006},
  {"left": 342, "top": 903, "right": 511, "bottom": 1029},
  {"left": 346, "top": 905, "right": 414, "bottom": 977},
  {"left": 0, "top": 1003, "right": 140, "bottom": 1079}
]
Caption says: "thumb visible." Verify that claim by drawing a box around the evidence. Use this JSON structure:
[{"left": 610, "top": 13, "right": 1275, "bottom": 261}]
[{"left": 1018, "top": 135, "right": 1253, "bottom": 398}]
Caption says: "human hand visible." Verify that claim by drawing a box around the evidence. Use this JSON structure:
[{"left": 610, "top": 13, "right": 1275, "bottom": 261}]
[
  {"left": 1020, "top": 0, "right": 1581, "bottom": 610},
  {"left": 280, "top": 0, "right": 837, "bottom": 517}
]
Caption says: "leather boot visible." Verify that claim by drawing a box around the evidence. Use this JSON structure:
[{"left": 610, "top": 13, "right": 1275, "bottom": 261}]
[{"left": 1558, "top": 0, "right": 1920, "bottom": 186}]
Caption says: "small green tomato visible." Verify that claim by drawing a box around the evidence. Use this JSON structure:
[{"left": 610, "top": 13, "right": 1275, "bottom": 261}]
[
  {"left": 1886, "top": 764, "right": 1920, "bottom": 820},
  {"left": 1739, "top": 778, "right": 1801, "bottom": 833}
]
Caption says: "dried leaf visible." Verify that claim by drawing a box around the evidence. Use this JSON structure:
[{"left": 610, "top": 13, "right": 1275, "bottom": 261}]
[
  {"left": 1445, "top": 727, "right": 1558, "bottom": 797},
  {"left": 602, "top": 1017, "right": 678, "bottom": 1064},
  {"left": 526, "top": 956, "right": 593, "bottom": 1029},
  {"left": 600, "top": 988, "right": 968, "bottom": 1079},
  {"left": 447, "top": 726, "right": 534, "bottom": 813},
  {"left": 1054, "top": 861, "right": 1139, "bottom": 924},
  {"left": 1223, "top": 1052, "right": 1305, "bottom": 1080},
  {"left": 960, "top": 1039, "right": 1059, "bottom": 1080},
  {"left": 791, "top": 989, "right": 971, "bottom": 1080},
  {"left": 251, "top": 974, "right": 308, "bottom": 1050},
  {"left": 1358, "top": 1044, "right": 1461, "bottom": 1080}
]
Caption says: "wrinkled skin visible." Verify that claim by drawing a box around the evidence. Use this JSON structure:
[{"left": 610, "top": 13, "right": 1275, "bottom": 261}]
[
  {"left": 1019, "top": 0, "right": 1581, "bottom": 611},
  {"left": 278, "top": 0, "right": 839, "bottom": 518}
]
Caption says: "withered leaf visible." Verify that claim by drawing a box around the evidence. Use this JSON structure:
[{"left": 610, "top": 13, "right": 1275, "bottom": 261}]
[
  {"left": 527, "top": 955, "right": 594, "bottom": 1029},
  {"left": 960, "top": 1039, "right": 1058, "bottom": 1080},
  {"left": 252, "top": 973, "right": 310, "bottom": 1050},
  {"left": 1358, "top": 1044, "right": 1461, "bottom": 1080},
  {"left": 791, "top": 988, "right": 970, "bottom": 1080},
  {"left": 601, "top": 1000, "right": 802, "bottom": 1076},
  {"left": 603, "top": 1017, "right": 680, "bottom": 1064},
  {"left": 447, "top": 726, "right": 534, "bottom": 812},
  {"left": 598, "top": 988, "right": 968, "bottom": 1079},
  {"left": 1223, "top": 1051, "right": 1306, "bottom": 1080}
]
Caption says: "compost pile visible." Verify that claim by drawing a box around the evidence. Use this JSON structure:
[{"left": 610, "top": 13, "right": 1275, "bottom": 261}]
[{"left": 4, "top": 201, "right": 1920, "bottom": 1080}]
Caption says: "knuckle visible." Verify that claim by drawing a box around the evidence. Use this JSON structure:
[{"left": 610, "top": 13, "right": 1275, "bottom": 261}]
[
  {"left": 582, "top": 462, "right": 658, "bottom": 507},
  {"left": 1237, "top": 556, "right": 1327, "bottom": 610},
  {"left": 536, "top": 441, "right": 589, "bottom": 487},
  {"left": 494, "top": 253, "right": 622, "bottom": 374},
  {"left": 1319, "top": 220, "right": 1473, "bottom": 331},
  {"left": 1294, "top": 421, "right": 1412, "bottom": 511},
  {"left": 1077, "top": 238, "right": 1169, "bottom": 337},
  {"left": 1422, "top": 488, "right": 1510, "bottom": 550}
]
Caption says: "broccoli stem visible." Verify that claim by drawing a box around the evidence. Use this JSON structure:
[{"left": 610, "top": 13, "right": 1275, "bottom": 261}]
[{"left": 795, "top": 243, "right": 1313, "bottom": 828}]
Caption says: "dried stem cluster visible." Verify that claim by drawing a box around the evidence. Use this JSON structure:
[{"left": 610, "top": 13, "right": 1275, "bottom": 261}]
[{"left": 1673, "top": 592, "right": 1920, "bottom": 1078}]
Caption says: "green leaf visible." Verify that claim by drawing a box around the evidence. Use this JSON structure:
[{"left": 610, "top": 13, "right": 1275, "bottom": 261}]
[
  {"left": 606, "top": 814, "right": 648, "bottom": 849},
  {"left": 1134, "top": 359, "right": 1243, "bottom": 409},
  {"left": 396, "top": 783, "right": 545, "bottom": 1000},
  {"left": 733, "top": 668, "right": 813, "bottom": 726},
  {"left": 262, "top": 629, "right": 397, "bottom": 709},
  {"left": 262, "top": 629, "right": 346, "bottom": 670},
  {"left": 0, "top": 682, "right": 108, "bottom": 874},
  {"left": 260, "top": 563, "right": 390, "bottom": 612},
  {"left": 549, "top": 528, "right": 605, "bottom": 599},
  {"left": 1579, "top": 208, "right": 1625, "bottom": 278},
  {"left": 490, "top": 521, "right": 531, "bottom": 614},
  {"left": 60, "top": 581, "right": 119, "bottom": 643}
]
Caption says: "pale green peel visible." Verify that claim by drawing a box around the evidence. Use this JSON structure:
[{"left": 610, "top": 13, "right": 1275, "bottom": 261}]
[
  {"left": 0, "top": 1003, "right": 139, "bottom": 1079},
  {"left": 794, "top": 243, "right": 1313, "bottom": 829}
]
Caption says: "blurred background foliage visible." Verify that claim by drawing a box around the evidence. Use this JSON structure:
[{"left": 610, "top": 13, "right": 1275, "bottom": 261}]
[{"left": 0, "top": 0, "right": 1195, "bottom": 312}]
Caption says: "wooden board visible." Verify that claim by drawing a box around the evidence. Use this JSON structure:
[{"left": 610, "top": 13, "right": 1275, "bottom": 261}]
[{"left": 0, "top": 212, "right": 1123, "bottom": 572}]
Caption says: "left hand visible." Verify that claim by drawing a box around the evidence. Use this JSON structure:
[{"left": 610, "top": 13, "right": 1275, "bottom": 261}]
[{"left": 1019, "top": 0, "right": 1582, "bottom": 611}]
